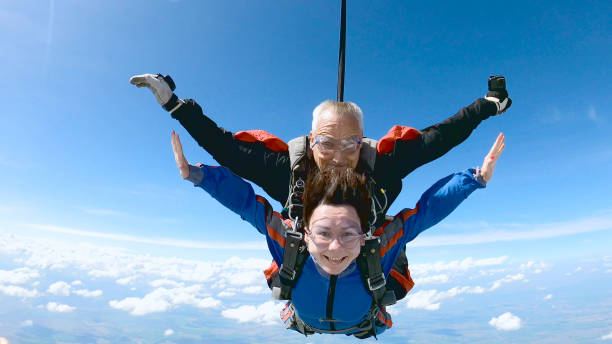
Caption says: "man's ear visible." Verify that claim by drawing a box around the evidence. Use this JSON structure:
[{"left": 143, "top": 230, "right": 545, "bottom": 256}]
[{"left": 309, "top": 132, "right": 314, "bottom": 145}]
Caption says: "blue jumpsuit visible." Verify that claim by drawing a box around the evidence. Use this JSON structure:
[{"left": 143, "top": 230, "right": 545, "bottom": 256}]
[{"left": 193, "top": 165, "right": 484, "bottom": 335}]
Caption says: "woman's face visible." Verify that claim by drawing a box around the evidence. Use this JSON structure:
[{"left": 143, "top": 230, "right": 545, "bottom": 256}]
[{"left": 305, "top": 203, "right": 364, "bottom": 275}]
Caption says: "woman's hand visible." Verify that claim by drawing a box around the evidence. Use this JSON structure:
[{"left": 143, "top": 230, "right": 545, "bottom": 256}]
[
  {"left": 171, "top": 130, "right": 190, "bottom": 179},
  {"left": 480, "top": 133, "right": 505, "bottom": 183}
]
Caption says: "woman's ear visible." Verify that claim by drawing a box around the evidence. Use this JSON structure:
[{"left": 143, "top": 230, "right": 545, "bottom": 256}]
[{"left": 304, "top": 228, "right": 311, "bottom": 244}]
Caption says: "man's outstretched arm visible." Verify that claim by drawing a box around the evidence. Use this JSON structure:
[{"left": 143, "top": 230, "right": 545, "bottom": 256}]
[
  {"left": 130, "top": 74, "right": 291, "bottom": 204},
  {"left": 377, "top": 76, "right": 512, "bottom": 179}
]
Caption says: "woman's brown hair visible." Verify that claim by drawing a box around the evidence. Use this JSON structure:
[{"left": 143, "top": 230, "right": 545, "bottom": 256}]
[{"left": 302, "top": 169, "right": 371, "bottom": 233}]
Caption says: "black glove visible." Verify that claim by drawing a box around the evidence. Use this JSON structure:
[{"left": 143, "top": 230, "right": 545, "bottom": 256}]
[{"left": 485, "top": 75, "right": 512, "bottom": 115}]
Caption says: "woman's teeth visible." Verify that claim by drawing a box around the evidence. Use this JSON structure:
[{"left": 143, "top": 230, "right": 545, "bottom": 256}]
[{"left": 325, "top": 256, "right": 345, "bottom": 264}]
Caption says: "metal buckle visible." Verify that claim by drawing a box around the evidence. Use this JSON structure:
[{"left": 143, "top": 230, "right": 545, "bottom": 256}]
[
  {"left": 279, "top": 264, "right": 297, "bottom": 280},
  {"left": 367, "top": 273, "right": 386, "bottom": 291},
  {"left": 285, "top": 230, "right": 303, "bottom": 241}
]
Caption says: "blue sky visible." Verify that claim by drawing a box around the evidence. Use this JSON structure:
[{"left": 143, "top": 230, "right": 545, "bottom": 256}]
[{"left": 1, "top": 0, "right": 611, "bottom": 343}]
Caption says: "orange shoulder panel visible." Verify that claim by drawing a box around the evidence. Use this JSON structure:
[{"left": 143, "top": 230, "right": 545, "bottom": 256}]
[
  {"left": 263, "top": 260, "right": 279, "bottom": 281},
  {"left": 235, "top": 130, "right": 288, "bottom": 153},
  {"left": 389, "top": 267, "right": 415, "bottom": 293},
  {"left": 377, "top": 125, "right": 421, "bottom": 155}
]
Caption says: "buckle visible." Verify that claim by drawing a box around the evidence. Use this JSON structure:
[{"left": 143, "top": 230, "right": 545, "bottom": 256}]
[
  {"left": 285, "top": 230, "right": 303, "bottom": 241},
  {"left": 279, "top": 264, "right": 297, "bottom": 280},
  {"left": 367, "top": 273, "right": 386, "bottom": 291}
]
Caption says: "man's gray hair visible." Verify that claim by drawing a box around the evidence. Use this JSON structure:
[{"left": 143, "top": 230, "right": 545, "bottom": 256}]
[{"left": 312, "top": 100, "right": 364, "bottom": 133}]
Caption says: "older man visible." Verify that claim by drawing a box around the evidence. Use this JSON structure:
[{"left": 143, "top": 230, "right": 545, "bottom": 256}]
[
  {"left": 130, "top": 73, "right": 510, "bottom": 218},
  {"left": 130, "top": 73, "right": 511, "bottom": 300}
]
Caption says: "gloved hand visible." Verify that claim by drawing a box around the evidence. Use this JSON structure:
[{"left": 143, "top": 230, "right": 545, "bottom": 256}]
[
  {"left": 130, "top": 74, "right": 182, "bottom": 112},
  {"left": 485, "top": 75, "right": 512, "bottom": 115}
]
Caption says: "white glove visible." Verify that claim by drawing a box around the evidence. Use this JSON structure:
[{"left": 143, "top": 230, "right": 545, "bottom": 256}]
[{"left": 130, "top": 74, "right": 181, "bottom": 112}]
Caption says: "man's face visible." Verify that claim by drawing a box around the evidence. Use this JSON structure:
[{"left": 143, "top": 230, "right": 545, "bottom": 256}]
[
  {"left": 305, "top": 203, "right": 364, "bottom": 275},
  {"left": 310, "top": 109, "right": 363, "bottom": 171}
]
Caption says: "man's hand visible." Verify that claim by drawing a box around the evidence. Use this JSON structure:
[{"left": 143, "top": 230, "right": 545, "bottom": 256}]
[
  {"left": 480, "top": 132, "right": 505, "bottom": 183},
  {"left": 485, "top": 75, "right": 512, "bottom": 115},
  {"left": 171, "top": 130, "right": 190, "bottom": 179},
  {"left": 130, "top": 74, "right": 181, "bottom": 112}
]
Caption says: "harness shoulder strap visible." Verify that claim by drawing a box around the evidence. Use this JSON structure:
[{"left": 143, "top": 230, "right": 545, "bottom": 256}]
[
  {"left": 272, "top": 224, "right": 309, "bottom": 300},
  {"left": 357, "top": 236, "right": 397, "bottom": 308},
  {"left": 287, "top": 135, "right": 309, "bottom": 171},
  {"left": 360, "top": 138, "right": 378, "bottom": 173}
]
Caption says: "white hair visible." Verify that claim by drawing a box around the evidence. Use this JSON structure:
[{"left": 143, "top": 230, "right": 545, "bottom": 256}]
[{"left": 312, "top": 100, "right": 364, "bottom": 133}]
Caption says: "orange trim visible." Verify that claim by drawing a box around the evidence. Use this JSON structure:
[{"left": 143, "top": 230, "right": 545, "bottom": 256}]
[
  {"left": 263, "top": 261, "right": 279, "bottom": 281},
  {"left": 380, "top": 229, "right": 403, "bottom": 257},
  {"left": 377, "top": 126, "right": 421, "bottom": 155},
  {"left": 256, "top": 195, "right": 287, "bottom": 247},
  {"left": 235, "top": 130, "right": 288, "bottom": 153},
  {"left": 267, "top": 226, "right": 286, "bottom": 248},
  {"left": 376, "top": 309, "right": 393, "bottom": 328},
  {"left": 389, "top": 268, "right": 415, "bottom": 293},
  {"left": 373, "top": 219, "right": 392, "bottom": 236},
  {"left": 402, "top": 202, "right": 419, "bottom": 221},
  {"left": 282, "top": 310, "right": 292, "bottom": 322}
]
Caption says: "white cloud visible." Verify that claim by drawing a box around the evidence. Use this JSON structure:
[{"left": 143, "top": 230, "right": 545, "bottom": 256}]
[
  {"left": 71, "top": 280, "right": 82, "bottom": 286},
  {"left": 242, "top": 285, "right": 268, "bottom": 294},
  {"left": 22, "top": 222, "right": 266, "bottom": 251},
  {"left": 221, "top": 270, "right": 264, "bottom": 286},
  {"left": 21, "top": 319, "right": 33, "bottom": 327},
  {"left": 0, "top": 267, "right": 40, "bottom": 284},
  {"left": 47, "top": 281, "right": 71, "bottom": 296},
  {"left": 217, "top": 290, "right": 236, "bottom": 298},
  {"left": 410, "top": 256, "right": 508, "bottom": 275},
  {"left": 221, "top": 301, "right": 284, "bottom": 325},
  {"left": 575, "top": 267, "right": 583, "bottom": 272},
  {"left": 544, "top": 294, "right": 553, "bottom": 300},
  {"left": 109, "top": 285, "right": 221, "bottom": 316},
  {"left": 116, "top": 276, "right": 139, "bottom": 286},
  {"left": 410, "top": 214, "right": 612, "bottom": 247},
  {"left": 0, "top": 285, "right": 40, "bottom": 298},
  {"left": 489, "top": 312, "right": 522, "bottom": 331},
  {"left": 150, "top": 279, "right": 184, "bottom": 288},
  {"left": 490, "top": 274, "right": 526, "bottom": 291},
  {"left": 405, "top": 286, "right": 486, "bottom": 311},
  {"left": 602, "top": 331, "right": 612, "bottom": 340},
  {"left": 164, "top": 329, "right": 174, "bottom": 336},
  {"left": 520, "top": 261, "right": 549, "bottom": 273},
  {"left": 73, "top": 289, "right": 103, "bottom": 297},
  {"left": 46, "top": 302, "right": 75, "bottom": 313},
  {"left": 0, "top": 232, "right": 271, "bottom": 291},
  {"left": 414, "top": 274, "right": 449, "bottom": 285}
]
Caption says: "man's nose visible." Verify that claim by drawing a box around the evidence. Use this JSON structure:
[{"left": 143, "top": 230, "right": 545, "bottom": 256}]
[{"left": 332, "top": 150, "right": 346, "bottom": 165}]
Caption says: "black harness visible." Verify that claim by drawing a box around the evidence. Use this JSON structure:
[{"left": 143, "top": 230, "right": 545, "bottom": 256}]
[{"left": 273, "top": 136, "right": 395, "bottom": 339}]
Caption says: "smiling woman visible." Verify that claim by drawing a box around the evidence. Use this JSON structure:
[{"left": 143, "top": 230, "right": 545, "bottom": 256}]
[{"left": 170, "top": 131, "right": 505, "bottom": 338}]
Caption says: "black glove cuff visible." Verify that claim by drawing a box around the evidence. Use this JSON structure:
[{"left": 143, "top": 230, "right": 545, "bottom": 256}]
[
  {"left": 163, "top": 94, "right": 179, "bottom": 112},
  {"left": 157, "top": 74, "right": 176, "bottom": 91},
  {"left": 486, "top": 89, "right": 509, "bottom": 100}
]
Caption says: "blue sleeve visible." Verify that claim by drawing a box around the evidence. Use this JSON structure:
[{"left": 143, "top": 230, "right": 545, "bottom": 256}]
[
  {"left": 194, "top": 165, "right": 269, "bottom": 236},
  {"left": 401, "top": 168, "right": 484, "bottom": 244}
]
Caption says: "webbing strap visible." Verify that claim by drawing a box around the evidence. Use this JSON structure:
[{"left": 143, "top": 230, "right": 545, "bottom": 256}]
[
  {"left": 274, "top": 229, "right": 308, "bottom": 300},
  {"left": 337, "top": 0, "right": 346, "bottom": 101},
  {"left": 358, "top": 236, "right": 397, "bottom": 307}
]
